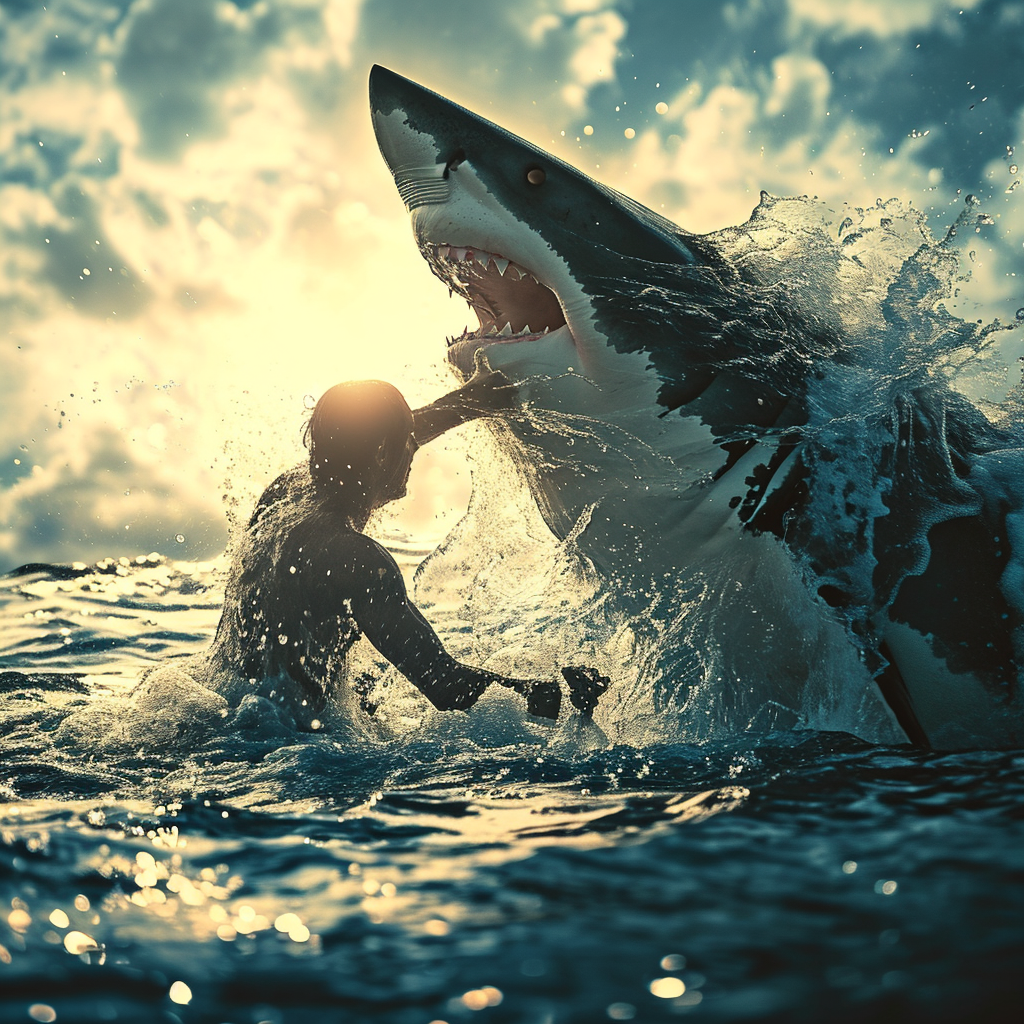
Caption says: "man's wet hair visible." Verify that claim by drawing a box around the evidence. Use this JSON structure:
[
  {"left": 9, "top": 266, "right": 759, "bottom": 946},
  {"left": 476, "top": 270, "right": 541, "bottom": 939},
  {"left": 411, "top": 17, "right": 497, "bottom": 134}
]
[{"left": 303, "top": 380, "right": 416, "bottom": 499}]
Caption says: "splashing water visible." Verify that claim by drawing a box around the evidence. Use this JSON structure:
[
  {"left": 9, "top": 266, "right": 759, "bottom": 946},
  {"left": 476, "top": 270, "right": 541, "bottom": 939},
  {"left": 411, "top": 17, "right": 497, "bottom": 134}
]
[
  {"left": 413, "top": 194, "right": 1024, "bottom": 747},
  {"left": 2, "top": 195, "right": 1022, "bottom": 1022}
]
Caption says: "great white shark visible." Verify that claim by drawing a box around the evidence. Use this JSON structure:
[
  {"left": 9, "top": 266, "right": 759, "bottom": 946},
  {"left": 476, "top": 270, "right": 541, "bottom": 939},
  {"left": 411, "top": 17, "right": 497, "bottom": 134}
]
[{"left": 368, "top": 64, "right": 1024, "bottom": 750}]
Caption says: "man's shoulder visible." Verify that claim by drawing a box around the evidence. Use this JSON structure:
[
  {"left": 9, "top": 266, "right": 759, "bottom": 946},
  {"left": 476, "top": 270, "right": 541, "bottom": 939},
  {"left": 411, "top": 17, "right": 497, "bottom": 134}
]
[
  {"left": 291, "top": 521, "right": 391, "bottom": 569},
  {"left": 250, "top": 464, "right": 310, "bottom": 527},
  {"left": 329, "top": 530, "right": 395, "bottom": 570},
  {"left": 297, "top": 529, "right": 404, "bottom": 605}
]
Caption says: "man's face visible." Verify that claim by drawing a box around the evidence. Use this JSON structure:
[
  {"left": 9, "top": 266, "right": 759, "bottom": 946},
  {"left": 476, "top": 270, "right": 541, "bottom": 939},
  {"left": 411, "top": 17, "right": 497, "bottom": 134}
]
[
  {"left": 397, "top": 432, "right": 418, "bottom": 496},
  {"left": 380, "top": 430, "right": 418, "bottom": 502}
]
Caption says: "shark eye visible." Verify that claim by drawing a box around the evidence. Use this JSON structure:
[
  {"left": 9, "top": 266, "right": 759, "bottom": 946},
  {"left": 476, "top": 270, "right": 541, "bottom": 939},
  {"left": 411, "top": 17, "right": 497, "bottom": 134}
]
[
  {"left": 526, "top": 167, "right": 546, "bottom": 186},
  {"left": 443, "top": 150, "right": 466, "bottom": 178}
]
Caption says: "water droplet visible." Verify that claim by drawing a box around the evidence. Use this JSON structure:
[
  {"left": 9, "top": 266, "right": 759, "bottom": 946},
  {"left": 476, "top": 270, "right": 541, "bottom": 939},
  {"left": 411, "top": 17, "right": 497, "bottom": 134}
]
[
  {"left": 303, "top": 393, "right": 316, "bottom": 409},
  {"left": 656, "top": 101, "right": 668, "bottom": 115},
  {"left": 8, "top": 908, "right": 31, "bottom": 932},
  {"left": 175, "top": 534, "right": 185, "bottom": 543},
  {"left": 583, "top": 125, "right": 594, "bottom": 135},
  {"left": 277, "top": 634, "right": 289, "bottom": 645},
  {"left": 1016, "top": 308, "right": 1024, "bottom": 321},
  {"left": 169, "top": 981, "right": 192, "bottom": 1005},
  {"left": 64, "top": 929, "right": 100, "bottom": 954},
  {"left": 650, "top": 977, "right": 686, "bottom": 998},
  {"left": 624, "top": 127, "right": 636, "bottom": 139},
  {"left": 965, "top": 193, "right": 978, "bottom": 206},
  {"left": 607, "top": 1004, "right": 637, "bottom": 1021},
  {"left": 289, "top": 565, "right": 297, "bottom": 574},
  {"left": 1011, "top": 164, "right": 1019, "bottom": 174}
]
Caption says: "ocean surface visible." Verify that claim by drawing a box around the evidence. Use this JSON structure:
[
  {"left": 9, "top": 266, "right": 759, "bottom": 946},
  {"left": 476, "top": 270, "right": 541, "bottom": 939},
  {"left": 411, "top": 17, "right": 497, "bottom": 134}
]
[{"left": 2, "top": 550, "right": 1023, "bottom": 1024}]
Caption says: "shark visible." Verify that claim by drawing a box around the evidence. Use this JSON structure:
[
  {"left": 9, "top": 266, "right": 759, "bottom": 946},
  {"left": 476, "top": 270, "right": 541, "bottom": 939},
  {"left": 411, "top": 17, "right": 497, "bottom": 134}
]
[{"left": 368, "top": 64, "right": 1024, "bottom": 750}]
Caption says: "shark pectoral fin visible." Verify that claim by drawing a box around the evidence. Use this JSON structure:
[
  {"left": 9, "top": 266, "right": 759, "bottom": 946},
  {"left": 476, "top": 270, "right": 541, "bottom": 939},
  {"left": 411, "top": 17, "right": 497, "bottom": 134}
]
[
  {"left": 879, "top": 620, "right": 1023, "bottom": 750},
  {"left": 875, "top": 642, "right": 930, "bottom": 748}
]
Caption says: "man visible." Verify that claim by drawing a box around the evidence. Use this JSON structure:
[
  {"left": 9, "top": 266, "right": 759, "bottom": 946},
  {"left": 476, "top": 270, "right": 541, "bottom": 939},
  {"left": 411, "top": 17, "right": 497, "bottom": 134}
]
[{"left": 207, "top": 354, "right": 607, "bottom": 729}]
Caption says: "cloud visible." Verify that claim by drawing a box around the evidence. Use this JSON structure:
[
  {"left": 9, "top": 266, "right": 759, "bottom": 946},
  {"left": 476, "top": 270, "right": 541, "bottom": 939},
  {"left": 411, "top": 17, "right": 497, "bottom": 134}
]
[
  {"left": 0, "top": 1, "right": 376, "bottom": 570},
  {"left": 596, "top": 42, "right": 987, "bottom": 234},
  {"left": 763, "top": 53, "right": 831, "bottom": 134},
  {"left": 355, "top": 0, "right": 631, "bottom": 135},
  {"left": 562, "top": 8, "right": 628, "bottom": 109},
  {"left": 114, "top": 0, "right": 289, "bottom": 157},
  {"left": 1, "top": 0, "right": 1022, "bottom": 573},
  {"left": 0, "top": 471, "right": 224, "bottom": 571},
  {"left": 787, "top": 0, "right": 985, "bottom": 37},
  {"left": 0, "top": 380, "right": 230, "bottom": 569}
]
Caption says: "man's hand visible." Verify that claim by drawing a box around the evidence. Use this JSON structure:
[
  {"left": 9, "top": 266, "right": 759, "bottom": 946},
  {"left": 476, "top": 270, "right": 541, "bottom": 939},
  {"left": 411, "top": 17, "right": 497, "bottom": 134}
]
[
  {"left": 524, "top": 679, "right": 562, "bottom": 720},
  {"left": 503, "top": 676, "right": 562, "bottom": 720},
  {"left": 412, "top": 351, "right": 519, "bottom": 447},
  {"left": 561, "top": 666, "right": 610, "bottom": 718},
  {"left": 455, "top": 349, "right": 518, "bottom": 415}
]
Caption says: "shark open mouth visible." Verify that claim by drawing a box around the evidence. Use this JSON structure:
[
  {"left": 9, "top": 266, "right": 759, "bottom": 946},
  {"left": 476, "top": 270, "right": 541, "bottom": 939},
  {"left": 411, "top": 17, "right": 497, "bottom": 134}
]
[{"left": 421, "top": 242, "right": 568, "bottom": 346}]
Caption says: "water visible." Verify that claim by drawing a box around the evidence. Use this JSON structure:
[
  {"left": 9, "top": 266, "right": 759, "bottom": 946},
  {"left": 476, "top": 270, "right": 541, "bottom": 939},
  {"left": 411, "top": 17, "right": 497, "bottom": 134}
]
[
  {"left": 3, "top": 189, "right": 1024, "bottom": 1022},
  {"left": 2, "top": 553, "right": 1023, "bottom": 1024}
]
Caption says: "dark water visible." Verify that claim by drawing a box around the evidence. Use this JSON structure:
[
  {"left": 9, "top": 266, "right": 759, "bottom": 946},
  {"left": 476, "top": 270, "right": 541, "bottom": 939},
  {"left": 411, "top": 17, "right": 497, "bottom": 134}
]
[{"left": 2, "top": 558, "right": 1023, "bottom": 1024}]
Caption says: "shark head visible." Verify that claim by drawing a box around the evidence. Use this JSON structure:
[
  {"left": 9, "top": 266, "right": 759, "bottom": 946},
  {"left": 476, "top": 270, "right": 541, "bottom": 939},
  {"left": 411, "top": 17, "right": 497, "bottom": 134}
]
[
  {"left": 369, "top": 64, "right": 712, "bottom": 406},
  {"left": 367, "top": 63, "right": 836, "bottom": 551},
  {"left": 369, "top": 64, "right": 826, "bottom": 432}
]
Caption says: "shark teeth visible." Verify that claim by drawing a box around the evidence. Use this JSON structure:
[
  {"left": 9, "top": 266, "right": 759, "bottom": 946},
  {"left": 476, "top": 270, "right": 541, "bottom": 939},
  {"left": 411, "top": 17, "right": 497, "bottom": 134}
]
[
  {"left": 424, "top": 240, "right": 568, "bottom": 343},
  {"left": 428, "top": 242, "right": 538, "bottom": 284}
]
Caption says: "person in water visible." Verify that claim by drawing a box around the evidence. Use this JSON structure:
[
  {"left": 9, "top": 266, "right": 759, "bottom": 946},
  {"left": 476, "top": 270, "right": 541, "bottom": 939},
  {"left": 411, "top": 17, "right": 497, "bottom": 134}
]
[{"left": 207, "top": 354, "right": 607, "bottom": 729}]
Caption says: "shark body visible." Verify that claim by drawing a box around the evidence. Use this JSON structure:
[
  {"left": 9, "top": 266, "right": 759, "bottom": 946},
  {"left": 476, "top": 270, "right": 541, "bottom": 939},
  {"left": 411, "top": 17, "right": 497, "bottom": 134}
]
[{"left": 369, "top": 65, "right": 1024, "bottom": 749}]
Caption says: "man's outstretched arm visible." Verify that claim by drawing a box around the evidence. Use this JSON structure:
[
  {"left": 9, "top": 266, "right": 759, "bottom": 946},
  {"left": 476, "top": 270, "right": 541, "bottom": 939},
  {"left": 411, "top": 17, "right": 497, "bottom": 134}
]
[
  {"left": 412, "top": 351, "right": 517, "bottom": 447},
  {"left": 340, "top": 537, "right": 562, "bottom": 718}
]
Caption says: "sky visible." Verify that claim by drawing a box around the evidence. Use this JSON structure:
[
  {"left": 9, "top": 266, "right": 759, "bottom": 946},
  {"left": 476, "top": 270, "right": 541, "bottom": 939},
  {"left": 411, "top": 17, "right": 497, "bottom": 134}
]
[{"left": 1, "top": 0, "right": 1023, "bottom": 572}]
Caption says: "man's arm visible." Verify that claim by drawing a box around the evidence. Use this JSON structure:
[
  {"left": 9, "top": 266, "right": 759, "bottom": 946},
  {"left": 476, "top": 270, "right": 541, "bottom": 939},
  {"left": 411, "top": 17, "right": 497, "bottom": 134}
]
[
  {"left": 412, "top": 351, "right": 518, "bottom": 447},
  {"left": 340, "top": 536, "right": 561, "bottom": 717}
]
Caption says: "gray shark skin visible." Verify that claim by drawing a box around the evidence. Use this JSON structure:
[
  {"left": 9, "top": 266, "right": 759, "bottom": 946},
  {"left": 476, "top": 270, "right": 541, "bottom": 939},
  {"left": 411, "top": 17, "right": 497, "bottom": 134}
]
[{"left": 369, "top": 64, "right": 1024, "bottom": 750}]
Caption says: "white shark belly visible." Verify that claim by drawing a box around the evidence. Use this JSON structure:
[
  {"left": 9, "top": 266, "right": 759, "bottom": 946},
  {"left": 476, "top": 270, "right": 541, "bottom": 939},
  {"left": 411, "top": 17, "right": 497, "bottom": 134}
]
[{"left": 883, "top": 623, "right": 1023, "bottom": 749}]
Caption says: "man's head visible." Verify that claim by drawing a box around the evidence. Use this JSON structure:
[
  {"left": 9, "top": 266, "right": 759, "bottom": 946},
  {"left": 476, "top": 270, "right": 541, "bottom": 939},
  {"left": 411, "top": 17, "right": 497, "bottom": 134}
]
[{"left": 304, "top": 381, "right": 418, "bottom": 508}]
